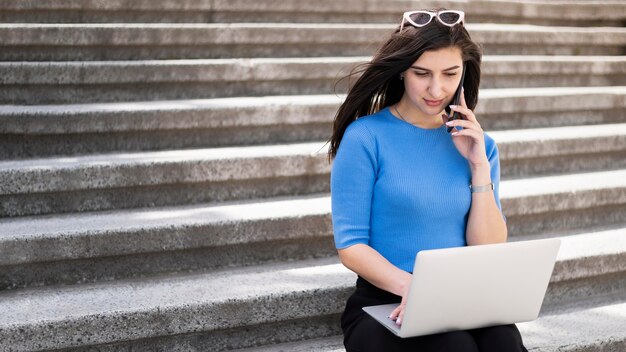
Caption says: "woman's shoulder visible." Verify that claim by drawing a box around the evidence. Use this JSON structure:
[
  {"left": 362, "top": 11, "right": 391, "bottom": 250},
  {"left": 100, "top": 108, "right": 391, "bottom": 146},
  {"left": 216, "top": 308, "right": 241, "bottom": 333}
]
[
  {"left": 339, "top": 109, "right": 392, "bottom": 156},
  {"left": 345, "top": 108, "right": 391, "bottom": 136}
]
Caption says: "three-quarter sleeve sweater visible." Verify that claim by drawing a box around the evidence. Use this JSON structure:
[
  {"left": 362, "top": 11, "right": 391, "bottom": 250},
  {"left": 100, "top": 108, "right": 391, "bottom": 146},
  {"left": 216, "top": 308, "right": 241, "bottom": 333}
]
[{"left": 331, "top": 106, "right": 504, "bottom": 273}]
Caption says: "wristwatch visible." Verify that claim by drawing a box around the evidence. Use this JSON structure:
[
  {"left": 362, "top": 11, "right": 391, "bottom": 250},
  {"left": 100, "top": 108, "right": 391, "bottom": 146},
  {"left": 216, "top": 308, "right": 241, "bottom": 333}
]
[{"left": 469, "top": 183, "right": 494, "bottom": 193}]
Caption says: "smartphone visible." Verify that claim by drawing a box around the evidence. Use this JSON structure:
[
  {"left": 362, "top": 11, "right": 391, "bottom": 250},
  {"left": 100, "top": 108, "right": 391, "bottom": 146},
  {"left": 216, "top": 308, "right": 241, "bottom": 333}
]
[{"left": 447, "top": 63, "right": 467, "bottom": 132}]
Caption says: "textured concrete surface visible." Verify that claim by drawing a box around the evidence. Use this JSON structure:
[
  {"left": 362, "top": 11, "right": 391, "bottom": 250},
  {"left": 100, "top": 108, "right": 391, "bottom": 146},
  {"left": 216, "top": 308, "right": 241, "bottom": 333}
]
[
  {"left": 0, "top": 175, "right": 330, "bottom": 217},
  {"left": 59, "top": 315, "right": 343, "bottom": 352},
  {"left": 232, "top": 336, "right": 344, "bottom": 352},
  {"left": 0, "top": 129, "right": 625, "bottom": 194},
  {"left": 520, "top": 301, "right": 626, "bottom": 351},
  {"left": 1, "top": 0, "right": 624, "bottom": 350},
  {"left": 0, "top": 146, "right": 625, "bottom": 218},
  {"left": 233, "top": 299, "right": 626, "bottom": 351},
  {"left": 0, "top": 244, "right": 622, "bottom": 351},
  {"left": 0, "top": 24, "right": 624, "bottom": 60},
  {"left": 1, "top": 56, "right": 625, "bottom": 84},
  {"left": 549, "top": 229, "right": 626, "bottom": 281},
  {"left": 501, "top": 169, "right": 626, "bottom": 214},
  {"left": 0, "top": 134, "right": 625, "bottom": 217},
  {"left": 0, "top": 142, "right": 330, "bottom": 194},
  {"left": 505, "top": 203, "right": 626, "bottom": 238},
  {"left": 1, "top": 87, "right": 624, "bottom": 134},
  {"left": 0, "top": 257, "right": 355, "bottom": 351},
  {"left": 541, "top": 271, "right": 626, "bottom": 315},
  {"left": 0, "top": 190, "right": 624, "bottom": 290},
  {"left": 1, "top": 87, "right": 625, "bottom": 158},
  {"left": 493, "top": 123, "right": 626, "bottom": 178},
  {"left": 0, "top": 236, "right": 337, "bottom": 291},
  {"left": 0, "top": 0, "right": 624, "bottom": 26},
  {"left": 1, "top": 57, "right": 624, "bottom": 104},
  {"left": 487, "top": 124, "right": 626, "bottom": 160},
  {"left": 0, "top": 195, "right": 333, "bottom": 265},
  {"left": 2, "top": 24, "right": 624, "bottom": 47},
  {"left": 0, "top": 249, "right": 626, "bottom": 348},
  {"left": 494, "top": 123, "right": 626, "bottom": 158},
  {"left": 0, "top": 94, "right": 340, "bottom": 134}
]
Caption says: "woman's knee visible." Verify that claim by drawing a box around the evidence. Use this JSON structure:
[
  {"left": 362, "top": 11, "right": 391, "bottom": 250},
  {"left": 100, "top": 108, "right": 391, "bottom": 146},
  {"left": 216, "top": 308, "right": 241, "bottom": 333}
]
[
  {"left": 473, "top": 325, "right": 525, "bottom": 352},
  {"left": 423, "top": 330, "right": 479, "bottom": 352},
  {"left": 344, "top": 316, "right": 404, "bottom": 352}
]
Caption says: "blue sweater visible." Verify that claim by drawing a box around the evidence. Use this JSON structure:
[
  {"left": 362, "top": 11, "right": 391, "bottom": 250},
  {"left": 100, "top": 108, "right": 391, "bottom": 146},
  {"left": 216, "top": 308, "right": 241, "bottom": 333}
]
[{"left": 331, "top": 106, "right": 504, "bottom": 272}]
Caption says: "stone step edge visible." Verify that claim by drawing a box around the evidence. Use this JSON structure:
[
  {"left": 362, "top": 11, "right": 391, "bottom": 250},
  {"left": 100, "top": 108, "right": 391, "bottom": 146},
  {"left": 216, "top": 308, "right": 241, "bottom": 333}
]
[
  {"left": 0, "top": 170, "right": 626, "bottom": 217},
  {"left": 0, "top": 22, "right": 626, "bottom": 47},
  {"left": 0, "top": 237, "right": 624, "bottom": 350},
  {"left": 1, "top": 129, "right": 626, "bottom": 194},
  {"left": 3, "top": 122, "right": 626, "bottom": 167},
  {"left": 1, "top": 0, "right": 624, "bottom": 20},
  {"left": 1, "top": 56, "right": 625, "bottom": 85},
  {"left": 490, "top": 123, "right": 626, "bottom": 159},
  {"left": 2, "top": 86, "right": 625, "bottom": 134}
]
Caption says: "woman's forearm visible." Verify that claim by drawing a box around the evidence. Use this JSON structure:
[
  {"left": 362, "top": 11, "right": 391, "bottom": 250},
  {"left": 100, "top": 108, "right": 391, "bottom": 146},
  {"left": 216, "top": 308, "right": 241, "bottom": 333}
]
[
  {"left": 338, "top": 244, "right": 412, "bottom": 296},
  {"left": 466, "top": 163, "right": 508, "bottom": 245}
]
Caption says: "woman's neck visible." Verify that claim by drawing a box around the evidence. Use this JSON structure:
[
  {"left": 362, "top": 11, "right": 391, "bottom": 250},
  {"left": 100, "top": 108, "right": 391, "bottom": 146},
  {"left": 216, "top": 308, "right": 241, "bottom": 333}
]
[{"left": 393, "top": 100, "right": 445, "bottom": 129}]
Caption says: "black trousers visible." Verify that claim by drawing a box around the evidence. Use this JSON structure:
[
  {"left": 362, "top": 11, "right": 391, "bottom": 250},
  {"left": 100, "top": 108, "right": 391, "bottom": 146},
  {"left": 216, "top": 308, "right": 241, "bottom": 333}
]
[{"left": 341, "top": 277, "right": 528, "bottom": 352}]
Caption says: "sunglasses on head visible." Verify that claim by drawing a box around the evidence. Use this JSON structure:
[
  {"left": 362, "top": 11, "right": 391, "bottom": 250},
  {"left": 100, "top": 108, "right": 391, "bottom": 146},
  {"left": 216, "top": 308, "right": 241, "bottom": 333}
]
[{"left": 400, "top": 10, "right": 465, "bottom": 31}]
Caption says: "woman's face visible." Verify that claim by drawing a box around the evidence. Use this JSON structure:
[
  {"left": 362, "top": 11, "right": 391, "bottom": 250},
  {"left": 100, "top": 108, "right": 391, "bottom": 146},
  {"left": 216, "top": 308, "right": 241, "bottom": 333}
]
[{"left": 401, "top": 46, "right": 464, "bottom": 120}]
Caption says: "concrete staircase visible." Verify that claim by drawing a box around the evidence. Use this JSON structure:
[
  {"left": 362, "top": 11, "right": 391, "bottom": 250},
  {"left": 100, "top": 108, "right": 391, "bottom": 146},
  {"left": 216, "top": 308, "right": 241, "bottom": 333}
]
[{"left": 0, "top": 1, "right": 625, "bottom": 351}]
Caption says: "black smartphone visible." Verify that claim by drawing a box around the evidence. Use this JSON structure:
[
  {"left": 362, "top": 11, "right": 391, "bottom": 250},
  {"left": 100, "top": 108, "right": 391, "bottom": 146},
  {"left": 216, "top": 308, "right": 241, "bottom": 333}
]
[{"left": 447, "top": 63, "right": 467, "bottom": 132}]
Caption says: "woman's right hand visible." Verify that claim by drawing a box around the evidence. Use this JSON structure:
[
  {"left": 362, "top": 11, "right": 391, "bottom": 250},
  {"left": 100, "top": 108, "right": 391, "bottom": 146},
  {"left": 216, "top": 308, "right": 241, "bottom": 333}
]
[
  {"left": 337, "top": 244, "right": 413, "bottom": 325},
  {"left": 389, "top": 280, "right": 411, "bottom": 325}
]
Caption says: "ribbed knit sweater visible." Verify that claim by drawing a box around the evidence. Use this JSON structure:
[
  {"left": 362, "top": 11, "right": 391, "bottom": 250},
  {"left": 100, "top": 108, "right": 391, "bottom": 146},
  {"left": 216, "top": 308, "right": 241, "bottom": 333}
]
[{"left": 331, "top": 106, "right": 504, "bottom": 272}]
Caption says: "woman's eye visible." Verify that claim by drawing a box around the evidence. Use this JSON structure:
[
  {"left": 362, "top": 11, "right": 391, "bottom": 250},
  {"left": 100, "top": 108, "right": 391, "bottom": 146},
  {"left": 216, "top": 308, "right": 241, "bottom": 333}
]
[
  {"left": 446, "top": 73, "right": 458, "bottom": 77},
  {"left": 414, "top": 72, "right": 429, "bottom": 76}
]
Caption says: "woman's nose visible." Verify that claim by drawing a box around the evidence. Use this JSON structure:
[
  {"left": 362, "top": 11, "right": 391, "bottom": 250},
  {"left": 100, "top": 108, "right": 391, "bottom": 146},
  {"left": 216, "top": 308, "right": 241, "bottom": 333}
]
[{"left": 428, "top": 79, "right": 443, "bottom": 98}]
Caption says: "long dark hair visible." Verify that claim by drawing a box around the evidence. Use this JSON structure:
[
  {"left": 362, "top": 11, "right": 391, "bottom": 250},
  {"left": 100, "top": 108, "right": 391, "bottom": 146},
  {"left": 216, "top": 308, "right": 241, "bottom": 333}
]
[{"left": 328, "top": 9, "right": 482, "bottom": 160}]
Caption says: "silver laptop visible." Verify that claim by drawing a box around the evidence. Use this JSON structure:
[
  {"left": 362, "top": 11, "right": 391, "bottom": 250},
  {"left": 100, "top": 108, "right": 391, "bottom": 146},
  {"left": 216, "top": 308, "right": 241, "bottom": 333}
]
[{"left": 362, "top": 238, "right": 561, "bottom": 338}]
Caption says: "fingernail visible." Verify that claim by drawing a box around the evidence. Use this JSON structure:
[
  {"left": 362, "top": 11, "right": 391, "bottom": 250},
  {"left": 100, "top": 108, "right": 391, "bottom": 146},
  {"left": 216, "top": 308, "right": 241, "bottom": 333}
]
[
  {"left": 451, "top": 132, "right": 458, "bottom": 136},
  {"left": 449, "top": 105, "right": 457, "bottom": 109},
  {"left": 445, "top": 121, "right": 453, "bottom": 126}
]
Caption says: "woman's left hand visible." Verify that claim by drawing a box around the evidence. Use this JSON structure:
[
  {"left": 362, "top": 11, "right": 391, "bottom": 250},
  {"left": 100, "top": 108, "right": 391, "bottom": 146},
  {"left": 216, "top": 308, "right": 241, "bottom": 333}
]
[{"left": 442, "top": 89, "right": 489, "bottom": 167}]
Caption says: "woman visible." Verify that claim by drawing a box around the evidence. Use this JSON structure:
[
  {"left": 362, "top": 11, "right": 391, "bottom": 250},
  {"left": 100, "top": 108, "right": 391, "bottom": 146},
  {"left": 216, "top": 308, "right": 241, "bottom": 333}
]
[{"left": 329, "top": 8, "right": 528, "bottom": 351}]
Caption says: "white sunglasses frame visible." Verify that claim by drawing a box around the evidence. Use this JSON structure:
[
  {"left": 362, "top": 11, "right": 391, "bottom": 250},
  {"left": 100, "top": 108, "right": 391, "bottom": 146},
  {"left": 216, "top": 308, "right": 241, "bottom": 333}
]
[{"left": 400, "top": 10, "right": 465, "bottom": 31}]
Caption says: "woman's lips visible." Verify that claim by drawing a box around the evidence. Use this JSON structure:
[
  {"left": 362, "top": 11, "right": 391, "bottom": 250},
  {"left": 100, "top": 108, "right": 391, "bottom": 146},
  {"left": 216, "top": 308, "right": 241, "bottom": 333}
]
[{"left": 424, "top": 98, "right": 444, "bottom": 107}]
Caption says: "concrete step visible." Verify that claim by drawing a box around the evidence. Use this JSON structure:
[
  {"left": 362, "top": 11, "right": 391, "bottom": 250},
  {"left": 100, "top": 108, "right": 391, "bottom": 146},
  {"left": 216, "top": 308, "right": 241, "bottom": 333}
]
[
  {"left": 2, "top": 168, "right": 626, "bottom": 289},
  {"left": 1, "top": 0, "right": 624, "bottom": 26},
  {"left": 1, "top": 23, "right": 624, "bottom": 61},
  {"left": 1, "top": 127, "right": 625, "bottom": 217},
  {"left": 232, "top": 336, "right": 345, "bottom": 352},
  {"left": 500, "top": 169, "right": 626, "bottom": 236},
  {"left": 0, "top": 142, "right": 330, "bottom": 217},
  {"left": 1, "top": 56, "right": 625, "bottom": 105},
  {"left": 232, "top": 292, "right": 626, "bottom": 352},
  {"left": 2, "top": 87, "right": 625, "bottom": 158},
  {"left": 0, "top": 257, "right": 351, "bottom": 352},
  {"left": 0, "top": 231, "right": 624, "bottom": 351},
  {"left": 491, "top": 123, "right": 626, "bottom": 178},
  {"left": 0, "top": 194, "right": 334, "bottom": 290}
]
